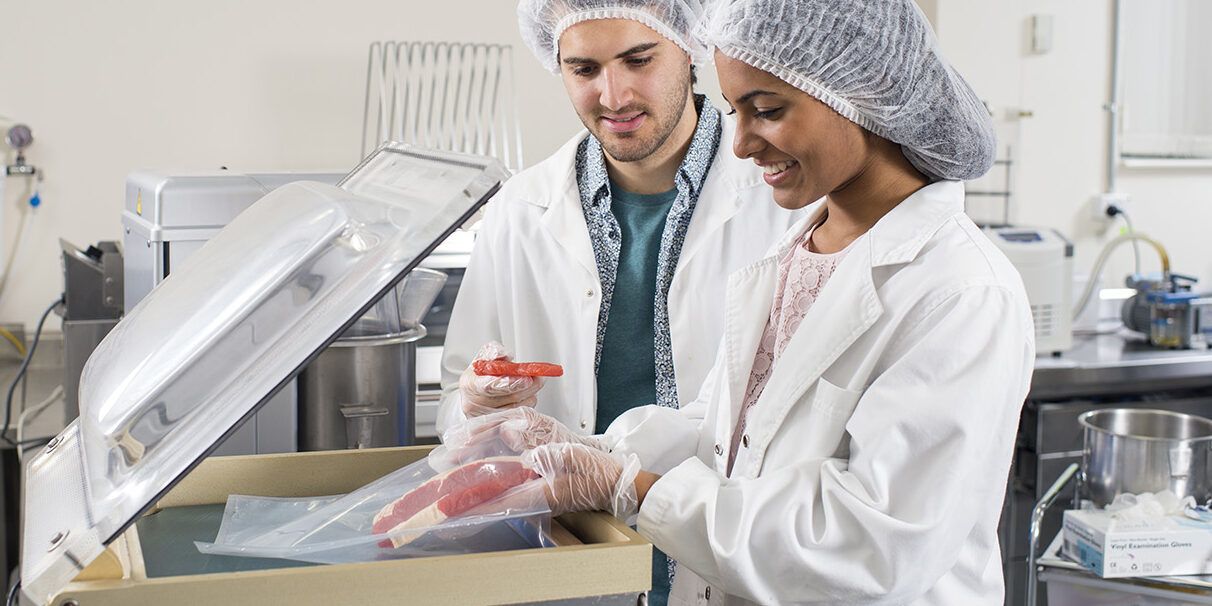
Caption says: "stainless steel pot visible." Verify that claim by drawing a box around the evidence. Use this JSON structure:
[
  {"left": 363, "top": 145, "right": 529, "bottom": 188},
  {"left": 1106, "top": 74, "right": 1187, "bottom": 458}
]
[
  {"left": 298, "top": 327, "right": 426, "bottom": 450},
  {"left": 1079, "top": 408, "right": 1212, "bottom": 507},
  {"left": 297, "top": 268, "right": 447, "bottom": 451}
]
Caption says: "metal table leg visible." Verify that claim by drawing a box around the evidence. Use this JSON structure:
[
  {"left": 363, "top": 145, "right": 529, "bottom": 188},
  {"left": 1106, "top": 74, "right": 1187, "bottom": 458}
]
[{"left": 1026, "top": 462, "right": 1079, "bottom": 606}]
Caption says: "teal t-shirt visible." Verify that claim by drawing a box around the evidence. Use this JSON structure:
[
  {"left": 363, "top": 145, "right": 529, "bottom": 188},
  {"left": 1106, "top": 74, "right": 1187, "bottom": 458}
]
[
  {"left": 595, "top": 179, "right": 677, "bottom": 606},
  {"left": 595, "top": 180, "right": 677, "bottom": 431}
]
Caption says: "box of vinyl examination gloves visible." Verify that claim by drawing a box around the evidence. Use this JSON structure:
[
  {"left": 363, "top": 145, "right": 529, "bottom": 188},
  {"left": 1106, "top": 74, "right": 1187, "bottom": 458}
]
[{"left": 1063, "top": 508, "right": 1212, "bottom": 578}]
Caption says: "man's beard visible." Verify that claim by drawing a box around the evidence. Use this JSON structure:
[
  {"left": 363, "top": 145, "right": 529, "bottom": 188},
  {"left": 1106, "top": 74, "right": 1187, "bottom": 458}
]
[{"left": 581, "top": 74, "right": 691, "bottom": 163}]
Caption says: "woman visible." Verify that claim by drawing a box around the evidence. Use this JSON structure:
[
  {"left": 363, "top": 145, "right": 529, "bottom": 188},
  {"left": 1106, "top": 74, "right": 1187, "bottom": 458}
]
[{"left": 476, "top": 0, "right": 1034, "bottom": 603}]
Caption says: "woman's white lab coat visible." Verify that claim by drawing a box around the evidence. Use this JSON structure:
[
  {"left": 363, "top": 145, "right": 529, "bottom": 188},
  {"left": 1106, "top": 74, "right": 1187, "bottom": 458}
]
[
  {"left": 606, "top": 181, "right": 1035, "bottom": 605},
  {"left": 437, "top": 116, "right": 803, "bottom": 435}
]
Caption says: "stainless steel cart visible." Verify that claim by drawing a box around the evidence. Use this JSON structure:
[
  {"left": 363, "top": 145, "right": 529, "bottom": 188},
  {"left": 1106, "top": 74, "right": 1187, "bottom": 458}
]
[{"left": 1026, "top": 463, "right": 1212, "bottom": 606}]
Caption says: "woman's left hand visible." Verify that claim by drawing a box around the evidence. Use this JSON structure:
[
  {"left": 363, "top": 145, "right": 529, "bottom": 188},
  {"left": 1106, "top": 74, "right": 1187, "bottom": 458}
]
[
  {"left": 444, "top": 407, "right": 608, "bottom": 454},
  {"left": 522, "top": 443, "right": 644, "bottom": 518}
]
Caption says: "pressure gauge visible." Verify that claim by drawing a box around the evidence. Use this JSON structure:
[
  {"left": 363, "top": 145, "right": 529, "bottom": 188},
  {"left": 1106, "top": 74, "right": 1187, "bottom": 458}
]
[{"left": 5, "top": 124, "right": 33, "bottom": 152}]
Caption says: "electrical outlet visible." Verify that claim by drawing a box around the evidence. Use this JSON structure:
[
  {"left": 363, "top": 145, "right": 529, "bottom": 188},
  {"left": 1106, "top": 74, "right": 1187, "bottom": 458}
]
[{"left": 1090, "top": 192, "right": 1131, "bottom": 222}]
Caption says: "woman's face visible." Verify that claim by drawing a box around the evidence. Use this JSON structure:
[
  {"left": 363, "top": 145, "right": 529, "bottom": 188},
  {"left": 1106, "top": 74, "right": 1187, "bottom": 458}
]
[{"left": 715, "top": 51, "right": 871, "bottom": 209}]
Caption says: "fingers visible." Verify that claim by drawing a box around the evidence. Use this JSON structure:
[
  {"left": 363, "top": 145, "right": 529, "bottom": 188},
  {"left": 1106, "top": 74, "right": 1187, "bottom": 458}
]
[
  {"left": 610, "top": 453, "right": 642, "bottom": 520},
  {"left": 461, "top": 397, "right": 537, "bottom": 418},
  {"left": 520, "top": 446, "right": 562, "bottom": 512},
  {"left": 472, "top": 340, "right": 510, "bottom": 362},
  {"left": 460, "top": 380, "right": 543, "bottom": 418},
  {"left": 459, "top": 364, "right": 543, "bottom": 412},
  {"left": 461, "top": 341, "right": 559, "bottom": 419},
  {"left": 497, "top": 417, "right": 551, "bottom": 452},
  {"left": 465, "top": 374, "right": 543, "bottom": 400},
  {"left": 445, "top": 408, "right": 546, "bottom": 457},
  {"left": 520, "top": 444, "right": 626, "bottom": 516},
  {"left": 446, "top": 407, "right": 600, "bottom": 465}
]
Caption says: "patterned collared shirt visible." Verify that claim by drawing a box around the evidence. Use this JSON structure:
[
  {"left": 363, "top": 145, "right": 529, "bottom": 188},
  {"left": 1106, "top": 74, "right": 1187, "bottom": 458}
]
[{"left": 575, "top": 94, "right": 722, "bottom": 409}]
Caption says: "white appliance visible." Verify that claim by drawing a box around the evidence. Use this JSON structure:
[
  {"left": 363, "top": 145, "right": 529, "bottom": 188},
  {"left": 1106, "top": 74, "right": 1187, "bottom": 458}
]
[
  {"left": 986, "top": 226, "right": 1074, "bottom": 355},
  {"left": 122, "top": 170, "right": 471, "bottom": 451}
]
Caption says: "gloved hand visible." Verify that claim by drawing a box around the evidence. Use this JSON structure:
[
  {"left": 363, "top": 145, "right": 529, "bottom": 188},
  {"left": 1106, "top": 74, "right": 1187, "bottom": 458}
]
[
  {"left": 444, "top": 407, "right": 609, "bottom": 455},
  {"left": 521, "top": 443, "right": 641, "bottom": 519},
  {"left": 460, "top": 341, "right": 545, "bottom": 418}
]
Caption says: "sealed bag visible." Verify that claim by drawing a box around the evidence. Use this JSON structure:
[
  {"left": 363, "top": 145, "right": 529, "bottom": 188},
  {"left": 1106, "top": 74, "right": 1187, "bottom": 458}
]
[{"left": 196, "top": 435, "right": 553, "bottom": 564}]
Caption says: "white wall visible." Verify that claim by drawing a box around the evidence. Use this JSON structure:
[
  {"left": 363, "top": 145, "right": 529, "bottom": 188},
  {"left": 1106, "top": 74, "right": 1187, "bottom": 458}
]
[
  {"left": 935, "top": 0, "right": 1211, "bottom": 291},
  {"left": 2, "top": 0, "right": 1209, "bottom": 330},
  {"left": 0, "top": 0, "right": 584, "bottom": 329}
]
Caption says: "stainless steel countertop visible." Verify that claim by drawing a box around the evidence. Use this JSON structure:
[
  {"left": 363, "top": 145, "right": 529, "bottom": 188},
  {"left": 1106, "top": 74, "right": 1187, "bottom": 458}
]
[{"left": 1030, "top": 329, "right": 1212, "bottom": 400}]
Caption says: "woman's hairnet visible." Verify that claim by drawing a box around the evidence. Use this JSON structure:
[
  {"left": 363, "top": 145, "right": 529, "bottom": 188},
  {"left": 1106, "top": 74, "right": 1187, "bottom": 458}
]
[
  {"left": 518, "top": 0, "right": 709, "bottom": 75},
  {"left": 698, "top": 0, "right": 996, "bottom": 181}
]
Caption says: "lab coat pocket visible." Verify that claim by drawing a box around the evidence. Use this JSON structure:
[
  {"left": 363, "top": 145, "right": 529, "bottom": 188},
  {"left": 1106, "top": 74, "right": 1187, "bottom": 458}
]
[
  {"left": 811, "top": 378, "right": 863, "bottom": 420},
  {"left": 805, "top": 378, "right": 863, "bottom": 458}
]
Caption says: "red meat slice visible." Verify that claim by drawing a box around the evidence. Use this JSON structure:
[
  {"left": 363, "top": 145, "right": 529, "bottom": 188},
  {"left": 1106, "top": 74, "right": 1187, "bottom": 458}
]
[
  {"left": 372, "top": 456, "right": 540, "bottom": 548},
  {"left": 473, "top": 359, "right": 564, "bottom": 377}
]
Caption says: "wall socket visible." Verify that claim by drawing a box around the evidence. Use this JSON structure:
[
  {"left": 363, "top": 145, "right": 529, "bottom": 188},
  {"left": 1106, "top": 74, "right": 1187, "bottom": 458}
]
[{"left": 1090, "top": 192, "right": 1132, "bottom": 222}]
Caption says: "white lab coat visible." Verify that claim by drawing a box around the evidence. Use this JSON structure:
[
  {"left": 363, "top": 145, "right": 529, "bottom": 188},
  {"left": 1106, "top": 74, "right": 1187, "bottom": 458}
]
[
  {"left": 437, "top": 115, "right": 804, "bottom": 435},
  {"left": 606, "top": 181, "right": 1035, "bottom": 605}
]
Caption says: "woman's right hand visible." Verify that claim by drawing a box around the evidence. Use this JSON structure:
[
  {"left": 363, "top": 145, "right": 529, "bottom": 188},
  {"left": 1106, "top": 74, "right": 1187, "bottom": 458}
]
[
  {"left": 459, "top": 342, "right": 545, "bottom": 417},
  {"left": 521, "top": 442, "right": 641, "bottom": 518}
]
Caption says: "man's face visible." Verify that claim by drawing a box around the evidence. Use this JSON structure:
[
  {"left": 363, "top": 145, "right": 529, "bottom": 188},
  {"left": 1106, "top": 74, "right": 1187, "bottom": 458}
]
[{"left": 558, "top": 19, "right": 692, "bottom": 162}]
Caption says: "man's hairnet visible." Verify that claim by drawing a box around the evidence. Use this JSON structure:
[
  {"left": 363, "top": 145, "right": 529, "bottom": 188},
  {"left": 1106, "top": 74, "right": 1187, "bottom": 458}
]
[
  {"left": 698, "top": 0, "right": 996, "bottom": 181},
  {"left": 518, "top": 0, "right": 709, "bottom": 75}
]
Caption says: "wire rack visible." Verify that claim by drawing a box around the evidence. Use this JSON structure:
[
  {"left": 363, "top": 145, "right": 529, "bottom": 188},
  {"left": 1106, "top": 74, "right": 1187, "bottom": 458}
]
[
  {"left": 966, "top": 107, "right": 1024, "bottom": 228},
  {"left": 966, "top": 151, "right": 1015, "bottom": 228},
  {"left": 361, "top": 41, "right": 524, "bottom": 173}
]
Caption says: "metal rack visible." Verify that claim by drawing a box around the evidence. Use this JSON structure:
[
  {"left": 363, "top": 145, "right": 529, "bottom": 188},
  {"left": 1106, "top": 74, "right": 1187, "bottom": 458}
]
[
  {"left": 361, "top": 41, "right": 524, "bottom": 173},
  {"left": 1027, "top": 463, "right": 1212, "bottom": 605},
  {"left": 966, "top": 154, "right": 1014, "bottom": 227}
]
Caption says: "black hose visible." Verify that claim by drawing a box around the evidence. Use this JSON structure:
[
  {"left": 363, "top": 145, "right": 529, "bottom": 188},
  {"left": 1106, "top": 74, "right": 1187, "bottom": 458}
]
[{"left": 2, "top": 296, "right": 63, "bottom": 446}]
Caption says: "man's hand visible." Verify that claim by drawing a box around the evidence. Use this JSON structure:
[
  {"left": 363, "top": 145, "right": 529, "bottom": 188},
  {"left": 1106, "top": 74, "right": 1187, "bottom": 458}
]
[{"left": 459, "top": 342, "right": 546, "bottom": 417}]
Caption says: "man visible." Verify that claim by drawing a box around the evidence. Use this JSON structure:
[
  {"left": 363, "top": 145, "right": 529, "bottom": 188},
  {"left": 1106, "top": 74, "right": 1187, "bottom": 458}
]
[
  {"left": 438, "top": 2, "right": 801, "bottom": 601},
  {"left": 440, "top": 0, "right": 798, "bottom": 437}
]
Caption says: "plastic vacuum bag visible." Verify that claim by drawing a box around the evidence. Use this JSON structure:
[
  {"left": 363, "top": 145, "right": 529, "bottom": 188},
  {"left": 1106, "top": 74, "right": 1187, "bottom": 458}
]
[{"left": 195, "top": 435, "right": 554, "bottom": 564}]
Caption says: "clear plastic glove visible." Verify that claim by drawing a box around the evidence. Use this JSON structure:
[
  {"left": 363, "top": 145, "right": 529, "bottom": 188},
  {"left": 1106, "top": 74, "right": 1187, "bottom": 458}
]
[
  {"left": 521, "top": 443, "right": 641, "bottom": 519},
  {"left": 460, "top": 341, "right": 545, "bottom": 418},
  {"left": 444, "top": 408, "right": 608, "bottom": 456},
  {"left": 1105, "top": 490, "right": 1195, "bottom": 521}
]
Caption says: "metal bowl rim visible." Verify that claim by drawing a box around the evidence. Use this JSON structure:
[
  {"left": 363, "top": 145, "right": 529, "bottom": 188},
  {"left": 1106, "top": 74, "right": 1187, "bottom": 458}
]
[
  {"left": 1078, "top": 408, "right": 1212, "bottom": 443},
  {"left": 331, "top": 325, "right": 427, "bottom": 347}
]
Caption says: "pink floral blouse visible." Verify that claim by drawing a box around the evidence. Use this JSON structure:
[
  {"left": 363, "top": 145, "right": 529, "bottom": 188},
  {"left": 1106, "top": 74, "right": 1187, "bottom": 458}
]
[{"left": 727, "top": 223, "right": 852, "bottom": 475}]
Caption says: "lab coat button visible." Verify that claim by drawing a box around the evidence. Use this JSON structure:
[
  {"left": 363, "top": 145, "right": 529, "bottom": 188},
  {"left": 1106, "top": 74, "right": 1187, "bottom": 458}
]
[
  {"left": 580, "top": 420, "right": 588, "bottom": 429},
  {"left": 585, "top": 288, "right": 594, "bottom": 298},
  {"left": 742, "top": 434, "right": 750, "bottom": 447},
  {"left": 714, "top": 444, "right": 722, "bottom": 456}
]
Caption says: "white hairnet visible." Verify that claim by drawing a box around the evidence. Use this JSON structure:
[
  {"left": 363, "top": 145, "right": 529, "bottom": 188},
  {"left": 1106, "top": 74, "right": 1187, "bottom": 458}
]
[
  {"left": 699, "top": 0, "right": 996, "bottom": 181},
  {"left": 518, "top": 0, "right": 709, "bottom": 74}
]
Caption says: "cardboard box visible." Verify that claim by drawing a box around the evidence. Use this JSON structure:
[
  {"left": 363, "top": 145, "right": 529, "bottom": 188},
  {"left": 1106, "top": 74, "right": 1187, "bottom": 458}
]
[
  {"left": 1062, "top": 508, "right": 1212, "bottom": 578},
  {"left": 49, "top": 446, "right": 651, "bottom": 606}
]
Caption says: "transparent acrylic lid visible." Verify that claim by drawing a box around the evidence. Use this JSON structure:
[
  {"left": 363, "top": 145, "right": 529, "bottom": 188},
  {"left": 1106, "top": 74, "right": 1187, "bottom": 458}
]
[{"left": 21, "top": 144, "right": 508, "bottom": 603}]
